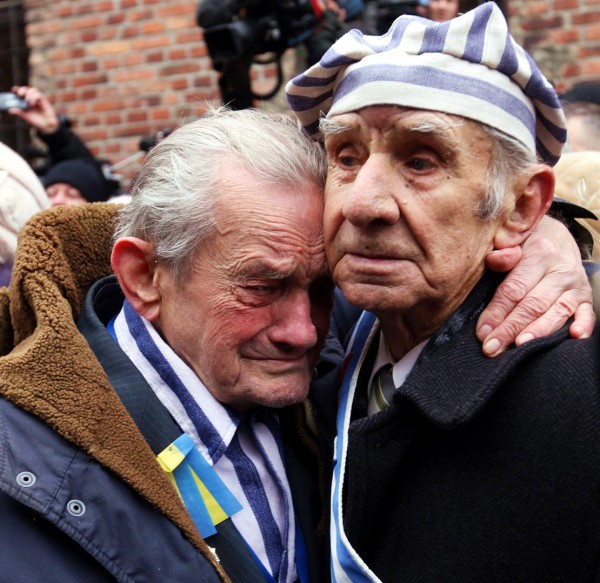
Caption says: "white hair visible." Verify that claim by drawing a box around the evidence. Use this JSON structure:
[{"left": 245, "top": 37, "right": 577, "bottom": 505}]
[{"left": 115, "top": 107, "right": 327, "bottom": 284}]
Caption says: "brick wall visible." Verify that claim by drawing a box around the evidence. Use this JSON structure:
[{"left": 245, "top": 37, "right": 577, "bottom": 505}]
[
  {"left": 22, "top": 0, "right": 600, "bottom": 185},
  {"left": 23, "top": 0, "right": 293, "bottom": 185},
  {"left": 509, "top": 0, "right": 600, "bottom": 92}
]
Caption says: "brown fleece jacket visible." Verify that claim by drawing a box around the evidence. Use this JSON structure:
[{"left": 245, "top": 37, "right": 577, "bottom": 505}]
[{"left": 0, "top": 203, "right": 228, "bottom": 582}]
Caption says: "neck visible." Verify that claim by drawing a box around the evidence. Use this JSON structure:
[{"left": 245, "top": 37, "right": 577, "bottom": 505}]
[{"left": 377, "top": 282, "right": 477, "bottom": 361}]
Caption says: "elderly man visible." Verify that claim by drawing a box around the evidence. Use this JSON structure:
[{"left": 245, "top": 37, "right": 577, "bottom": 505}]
[
  {"left": 0, "top": 106, "right": 592, "bottom": 582},
  {"left": 0, "top": 109, "right": 330, "bottom": 583},
  {"left": 287, "top": 2, "right": 600, "bottom": 581}
]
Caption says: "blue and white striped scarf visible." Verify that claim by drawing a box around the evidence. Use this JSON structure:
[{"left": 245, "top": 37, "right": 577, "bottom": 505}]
[
  {"left": 331, "top": 310, "right": 382, "bottom": 583},
  {"left": 113, "top": 299, "right": 297, "bottom": 583}
]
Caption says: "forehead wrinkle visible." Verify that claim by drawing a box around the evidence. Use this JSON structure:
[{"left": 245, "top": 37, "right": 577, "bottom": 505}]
[
  {"left": 391, "top": 116, "right": 464, "bottom": 148},
  {"left": 238, "top": 258, "right": 296, "bottom": 280}
]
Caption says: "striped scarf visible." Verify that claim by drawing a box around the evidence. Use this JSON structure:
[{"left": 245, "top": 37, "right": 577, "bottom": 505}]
[
  {"left": 331, "top": 311, "right": 382, "bottom": 583},
  {"left": 113, "top": 299, "right": 297, "bottom": 583}
]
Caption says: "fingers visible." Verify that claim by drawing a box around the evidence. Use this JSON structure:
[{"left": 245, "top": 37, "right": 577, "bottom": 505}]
[
  {"left": 477, "top": 265, "right": 594, "bottom": 356},
  {"left": 11, "top": 85, "right": 43, "bottom": 107},
  {"left": 9, "top": 85, "right": 59, "bottom": 133},
  {"left": 485, "top": 246, "right": 522, "bottom": 273},
  {"left": 477, "top": 253, "right": 546, "bottom": 341},
  {"left": 569, "top": 301, "right": 596, "bottom": 339}
]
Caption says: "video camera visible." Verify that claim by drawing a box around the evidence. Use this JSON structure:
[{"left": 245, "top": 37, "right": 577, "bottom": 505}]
[
  {"left": 371, "top": 0, "right": 421, "bottom": 33},
  {"left": 198, "top": 0, "right": 318, "bottom": 63}
]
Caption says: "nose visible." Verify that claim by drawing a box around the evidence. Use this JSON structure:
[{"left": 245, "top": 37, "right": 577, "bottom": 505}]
[
  {"left": 49, "top": 193, "right": 66, "bottom": 207},
  {"left": 342, "top": 153, "right": 401, "bottom": 227},
  {"left": 268, "top": 290, "right": 318, "bottom": 352}
]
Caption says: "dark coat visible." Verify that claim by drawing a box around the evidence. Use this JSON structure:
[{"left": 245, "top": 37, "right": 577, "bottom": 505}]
[{"left": 340, "top": 273, "right": 600, "bottom": 582}]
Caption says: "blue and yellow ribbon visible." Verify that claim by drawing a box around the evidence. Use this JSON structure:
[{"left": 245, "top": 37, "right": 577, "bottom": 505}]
[{"left": 157, "top": 433, "right": 243, "bottom": 538}]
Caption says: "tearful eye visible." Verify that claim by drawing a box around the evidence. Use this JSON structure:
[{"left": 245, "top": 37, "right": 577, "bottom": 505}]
[
  {"left": 408, "top": 158, "right": 433, "bottom": 171},
  {"left": 246, "top": 285, "right": 276, "bottom": 295}
]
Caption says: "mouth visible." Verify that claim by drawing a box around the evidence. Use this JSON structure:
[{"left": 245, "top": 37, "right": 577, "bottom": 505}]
[{"left": 247, "top": 355, "right": 311, "bottom": 372}]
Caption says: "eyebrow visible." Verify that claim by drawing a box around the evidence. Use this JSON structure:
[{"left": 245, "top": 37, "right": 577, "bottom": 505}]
[
  {"left": 404, "top": 119, "right": 464, "bottom": 146},
  {"left": 320, "top": 115, "right": 464, "bottom": 146},
  {"left": 320, "top": 117, "right": 356, "bottom": 139},
  {"left": 238, "top": 260, "right": 295, "bottom": 280}
]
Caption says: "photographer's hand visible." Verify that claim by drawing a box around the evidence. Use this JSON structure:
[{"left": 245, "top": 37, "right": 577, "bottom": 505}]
[{"left": 9, "top": 86, "right": 61, "bottom": 135}]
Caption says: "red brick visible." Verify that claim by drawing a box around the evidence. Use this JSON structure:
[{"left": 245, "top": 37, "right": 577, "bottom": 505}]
[
  {"left": 81, "top": 61, "right": 99, "bottom": 72},
  {"left": 157, "top": 3, "right": 196, "bottom": 17},
  {"left": 171, "top": 78, "right": 189, "bottom": 90},
  {"left": 131, "top": 35, "right": 171, "bottom": 49},
  {"left": 142, "top": 21, "right": 165, "bottom": 34},
  {"left": 81, "top": 31, "right": 98, "bottom": 42},
  {"left": 130, "top": 9, "right": 153, "bottom": 21},
  {"left": 586, "top": 23, "right": 600, "bottom": 39},
  {"left": 551, "top": 28, "right": 580, "bottom": 43},
  {"left": 578, "top": 45, "right": 600, "bottom": 57},
  {"left": 554, "top": 0, "right": 579, "bottom": 7},
  {"left": 521, "top": 15, "right": 564, "bottom": 30},
  {"left": 146, "top": 52, "right": 164, "bottom": 63},
  {"left": 71, "top": 15, "right": 104, "bottom": 29},
  {"left": 127, "top": 111, "right": 149, "bottom": 122},
  {"left": 168, "top": 48, "right": 187, "bottom": 60},
  {"left": 522, "top": 0, "right": 551, "bottom": 16},
  {"left": 92, "top": 100, "right": 123, "bottom": 112},
  {"left": 572, "top": 9, "right": 600, "bottom": 23},
  {"left": 583, "top": 60, "right": 600, "bottom": 74},
  {"left": 107, "top": 13, "right": 127, "bottom": 25},
  {"left": 124, "top": 53, "right": 144, "bottom": 66},
  {"left": 151, "top": 108, "right": 171, "bottom": 120},
  {"left": 160, "top": 63, "right": 199, "bottom": 75}
]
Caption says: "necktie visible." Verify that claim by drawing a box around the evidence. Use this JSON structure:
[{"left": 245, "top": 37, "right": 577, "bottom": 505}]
[{"left": 370, "top": 365, "right": 396, "bottom": 412}]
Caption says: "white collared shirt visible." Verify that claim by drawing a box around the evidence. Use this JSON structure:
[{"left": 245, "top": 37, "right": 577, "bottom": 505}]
[
  {"left": 113, "top": 305, "right": 296, "bottom": 583},
  {"left": 367, "top": 331, "right": 429, "bottom": 416}
]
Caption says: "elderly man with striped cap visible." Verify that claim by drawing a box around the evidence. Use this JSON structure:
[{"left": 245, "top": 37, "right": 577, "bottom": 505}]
[{"left": 287, "top": 3, "right": 600, "bottom": 580}]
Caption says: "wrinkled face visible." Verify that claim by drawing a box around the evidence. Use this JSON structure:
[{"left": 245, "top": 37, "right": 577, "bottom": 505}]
[
  {"left": 323, "top": 106, "right": 502, "bottom": 335},
  {"left": 46, "top": 183, "right": 88, "bottom": 207},
  {"left": 155, "top": 164, "right": 332, "bottom": 411},
  {"left": 427, "top": 0, "right": 460, "bottom": 21}
]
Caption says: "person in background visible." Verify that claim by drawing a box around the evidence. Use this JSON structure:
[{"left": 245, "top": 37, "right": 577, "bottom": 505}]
[
  {"left": 41, "top": 158, "right": 114, "bottom": 207},
  {"left": 8, "top": 85, "right": 96, "bottom": 169},
  {"left": 553, "top": 150, "right": 600, "bottom": 264},
  {"left": 553, "top": 150, "right": 600, "bottom": 317},
  {"left": 0, "top": 108, "right": 331, "bottom": 583},
  {"left": 422, "top": 0, "right": 459, "bottom": 21},
  {"left": 560, "top": 80, "right": 600, "bottom": 152},
  {"left": 7, "top": 85, "right": 122, "bottom": 196},
  {"left": 287, "top": 3, "right": 600, "bottom": 580},
  {"left": 0, "top": 141, "right": 49, "bottom": 286}
]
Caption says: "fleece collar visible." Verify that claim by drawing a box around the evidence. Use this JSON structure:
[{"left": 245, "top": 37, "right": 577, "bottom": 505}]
[{"left": 0, "top": 203, "right": 227, "bottom": 581}]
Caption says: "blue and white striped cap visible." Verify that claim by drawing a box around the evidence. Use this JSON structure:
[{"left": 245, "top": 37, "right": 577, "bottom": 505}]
[{"left": 286, "top": 2, "right": 566, "bottom": 166}]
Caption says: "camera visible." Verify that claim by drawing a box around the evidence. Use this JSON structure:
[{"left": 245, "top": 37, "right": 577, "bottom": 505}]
[
  {"left": 199, "top": 0, "right": 318, "bottom": 63},
  {"left": 203, "top": 16, "right": 285, "bottom": 62},
  {"left": 0, "top": 92, "right": 28, "bottom": 112}
]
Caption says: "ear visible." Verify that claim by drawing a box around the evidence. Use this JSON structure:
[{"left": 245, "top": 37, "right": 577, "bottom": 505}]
[
  {"left": 493, "top": 164, "right": 555, "bottom": 249},
  {"left": 111, "top": 237, "right": 161, "bottom": 321}
]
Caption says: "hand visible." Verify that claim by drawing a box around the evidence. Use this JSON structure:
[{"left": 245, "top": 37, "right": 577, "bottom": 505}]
[
  {"left": 8, "top": 85, "right": 61, "bottom": 134},
  {"left": 477, "top": 215, "right": 595, "bottom": 356}
]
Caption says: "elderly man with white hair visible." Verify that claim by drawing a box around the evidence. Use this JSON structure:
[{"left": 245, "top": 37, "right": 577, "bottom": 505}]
[{"left": 287, "top": 3, "right": 600, "bottom": 581}]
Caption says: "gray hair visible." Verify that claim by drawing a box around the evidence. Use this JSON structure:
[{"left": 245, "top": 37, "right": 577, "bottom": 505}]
[
  {"left": 478, "top": 124, "right": 537, "bottom": 219},
  {"left": 319, "top": 114, "right": 536, "bottom": 220},
  {"left": 115, "top": 107, "right": 327, "bottom": 284}
]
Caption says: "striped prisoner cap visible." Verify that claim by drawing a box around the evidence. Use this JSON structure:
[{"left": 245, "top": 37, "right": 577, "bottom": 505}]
[{"left": 285, "top": 2, "right": 566, "bottom": 166}]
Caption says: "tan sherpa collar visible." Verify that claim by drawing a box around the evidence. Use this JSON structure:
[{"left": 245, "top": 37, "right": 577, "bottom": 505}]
[{"left": 0, "top": 203, "right": 228, "bottom": 582}]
